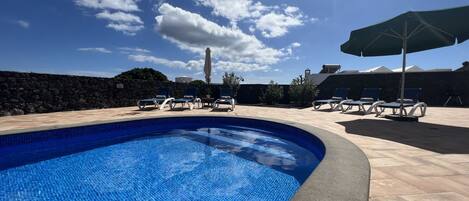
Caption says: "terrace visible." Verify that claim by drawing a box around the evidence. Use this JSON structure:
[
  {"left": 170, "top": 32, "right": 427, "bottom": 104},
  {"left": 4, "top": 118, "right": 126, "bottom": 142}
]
[{"left": 1, "top": 105, "right": 469, "bottom": 200}]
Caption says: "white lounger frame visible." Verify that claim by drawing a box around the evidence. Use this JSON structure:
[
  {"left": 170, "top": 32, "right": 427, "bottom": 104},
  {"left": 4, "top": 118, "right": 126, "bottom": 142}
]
[
  {"left": 375, "top": 102, "right": 427, "bottom": 117},
  {"left": 137, "top": 97, "right": 175, "bottom": 110},
  {"left": 342, "top": 100, "right": 385, "bottom": 115},
  {"left": 170, "top": 98, "right": 202, "bottom": 110},
  {"left": 313, "top": 99, "right": 350, "bottom": 111},
  {"left": 212, "top": 98, "right": 236, "bottom": 111}
]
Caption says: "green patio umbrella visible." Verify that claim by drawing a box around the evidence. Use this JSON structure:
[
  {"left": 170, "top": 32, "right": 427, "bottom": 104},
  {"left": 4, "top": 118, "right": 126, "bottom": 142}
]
[{"left": 341, "top": 5, "right": 469, "bottom": 117}]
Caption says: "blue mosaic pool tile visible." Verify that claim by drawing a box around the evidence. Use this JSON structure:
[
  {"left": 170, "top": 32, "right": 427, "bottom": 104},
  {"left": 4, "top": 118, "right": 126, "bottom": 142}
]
[{"left": 0, "top": 117, "right": 325, "bottom": 200}]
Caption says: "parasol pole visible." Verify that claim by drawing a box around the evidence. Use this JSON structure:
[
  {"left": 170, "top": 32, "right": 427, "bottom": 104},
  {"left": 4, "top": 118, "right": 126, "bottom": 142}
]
[{"left": 399, "top": 21, "right": 408, "bottom": 116}]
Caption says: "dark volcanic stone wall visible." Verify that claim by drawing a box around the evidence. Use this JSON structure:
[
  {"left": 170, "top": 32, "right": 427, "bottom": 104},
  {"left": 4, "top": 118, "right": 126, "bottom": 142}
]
[
  {"left": 316, "top": 71, "right": 469, "bottom": 106},
  {"left": 0, "top": 71, "right": 288, "bottom": 116},
  {"left": 0, "top": 71, "right": 174, "bottom": 116},
  {"left": 1, "top": 71, "right": 468, "bottom": 116}
]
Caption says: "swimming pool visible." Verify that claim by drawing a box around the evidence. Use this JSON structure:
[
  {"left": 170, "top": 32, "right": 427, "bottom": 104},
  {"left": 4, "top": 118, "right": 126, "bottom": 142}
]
[{"left": 0, "top": 116, "right": 326, "bottom": 201}]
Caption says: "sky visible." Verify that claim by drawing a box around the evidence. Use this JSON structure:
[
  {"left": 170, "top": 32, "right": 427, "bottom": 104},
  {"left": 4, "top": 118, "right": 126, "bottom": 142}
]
[{"left": 0, "top": 0, "right": 468, "bottom": 84}]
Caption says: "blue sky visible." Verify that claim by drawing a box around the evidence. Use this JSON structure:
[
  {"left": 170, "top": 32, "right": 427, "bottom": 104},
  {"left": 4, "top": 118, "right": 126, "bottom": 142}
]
[{"left": 0, "top": 0, "right": 468, "bottom": 84}]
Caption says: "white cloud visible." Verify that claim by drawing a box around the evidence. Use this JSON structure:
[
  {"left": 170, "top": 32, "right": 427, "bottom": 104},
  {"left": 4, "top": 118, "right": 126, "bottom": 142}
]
[
  {"left": 248, "top": 25, "right": 255, "bottom": 33},
  {"left": 284, "top": 6, "right": 299, "bottom": 15},
  {"left": 95, "top": 11, "right": 144, "bottom": 35},
  {"left": 310, "top": 17, "right": 319, "bottom": 23},
  {"left": 96, "top": 10, "right": 143, "bottom": 24},
  {"left": 249, "top": 2, "right": 269, "bottom": 18},
  {"left": 255, "top": 12, "right": 303, "bottom": 38},
  {"left": 148, "top": 3, "right": 306, "bottom": 72},
  {"left": 280, "top": 42, "right": 301, "bottom": 59},
  {"left": 118, "top": 47, "right": 151, "bottom": 54},
  {"left": 76, "top": 0, "right": 143, "bottom": 35},
  {"left": 75, "top": 0, "right": 140, "bottom": 12},
  {"left": 155, "top": 3, "right": 282, "bottom": 66},
  {"left": 195, "top": 0, "right": 252, "bottom": 26},
  {"left": 77, "top": 47, "right": 112, "bottom": 53},
  {"left": 291, "top": 42, "right": 301, "bottom": 48},
  {"left": 129, "top": 53, "right": 270, "bottom": 72},
  {"left": 16, "top": 20, "right": 30, "bottom": 28},
  {"left": 106, "top": 23, "right": 144, "bottom": 35},
  {"left": 128, "top": 54, "right": 203, "bottom": 70},
  {"left": 68, "top": 70, "right": 115, "bottom": 77},
  {"left": 214, "top": 61, "right": 269, "bottom": 72},
  {"left": 96, "top": 3, "right": 305, "bottom": 73},
  {"left": 195, "top": 0, "right": 270, "bottom": 23},
  {"left": 195, "top": 0, "right": 311, "bottom": 38}
]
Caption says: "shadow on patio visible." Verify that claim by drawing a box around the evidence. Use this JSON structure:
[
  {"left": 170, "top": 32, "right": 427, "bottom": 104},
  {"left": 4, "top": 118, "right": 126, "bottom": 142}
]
[{"left": 337, "top": 119, "right": 469, "bottom": 154}]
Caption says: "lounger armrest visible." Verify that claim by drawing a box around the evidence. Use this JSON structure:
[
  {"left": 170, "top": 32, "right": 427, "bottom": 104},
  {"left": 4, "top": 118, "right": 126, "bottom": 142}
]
[
  {"left": 408, "top": 102, "right": 427, "bottom": 117},
  {"left": 366, "top": 101, "right": 385, "bottom": 114},
  {"left": 159, "top": 98, "right": 175, "bottom": 110}
]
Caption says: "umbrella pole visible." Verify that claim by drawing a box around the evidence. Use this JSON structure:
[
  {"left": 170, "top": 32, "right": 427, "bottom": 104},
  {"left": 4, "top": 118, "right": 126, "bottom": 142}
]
[{"left": 399, "top": 21, "right": 408, "bottom": 117}]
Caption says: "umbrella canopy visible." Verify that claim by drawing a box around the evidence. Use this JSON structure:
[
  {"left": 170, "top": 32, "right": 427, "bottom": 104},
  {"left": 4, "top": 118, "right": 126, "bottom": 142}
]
[
  {"left": 204, "top": 48, "right": 212, "bottom": 84},
  {"left": 340, "top": 5, "right": 469, "bottom": 117},
  {"left": 341, "top": 6, "right": 469, "bottom": 56}
]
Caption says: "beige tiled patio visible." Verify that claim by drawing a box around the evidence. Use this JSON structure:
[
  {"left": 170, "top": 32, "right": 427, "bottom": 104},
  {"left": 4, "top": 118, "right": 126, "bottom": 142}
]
[{"left": 1, "top": 105, "right": 469, "bottom": 201}]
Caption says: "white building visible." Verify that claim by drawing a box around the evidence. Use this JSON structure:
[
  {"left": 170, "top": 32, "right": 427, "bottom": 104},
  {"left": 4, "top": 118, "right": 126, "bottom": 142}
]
[
  {"left": 392, "top": 65, "right": 424, "bottom": 72},
  {"left": 175, "top": 76, "right": 193, "bottom": 83},
  {"left": 304, "top": 64, "right": 453, "bottom": 86},
  {"left": 360, "top": 66, "right": 392, "bottom": 73}
]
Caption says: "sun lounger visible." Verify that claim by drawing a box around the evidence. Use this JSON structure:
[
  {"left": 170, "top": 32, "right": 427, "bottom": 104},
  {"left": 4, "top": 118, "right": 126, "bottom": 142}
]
[
  {"left": 170, "top": 88, "right": 201, "bottom": 110},
  {"left": 313, "top": 88, "right": 350, "bottom": 110},
  {"left": 137, "top": 88, "right": 174, "bottom": 110},
  {"left": 375, "top": 88, "right": 427, "bottom": 117},
  {"left": 342, "top": 88, "right": 384, "bottom": 114},
  {"left": 213, "top": 87, "right": 236, "bottom": 111}
]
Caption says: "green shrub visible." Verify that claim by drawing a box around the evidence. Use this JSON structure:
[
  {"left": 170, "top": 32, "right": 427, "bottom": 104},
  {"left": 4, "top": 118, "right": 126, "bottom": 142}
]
[
  {"left": 114, "top": 68, "right": 168, "bottom": 81},
  {"left": 289, "top": 75, "right": 318, "bottom": 106},
  {"left": 222, "top": 72, "right": 244, "bottom": 97},
  {"left": 261, "top": 81, "right": 284, "bottom": 105}
]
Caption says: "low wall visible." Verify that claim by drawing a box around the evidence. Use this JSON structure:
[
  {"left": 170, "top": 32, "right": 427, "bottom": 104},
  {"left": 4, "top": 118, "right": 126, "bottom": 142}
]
[
  {"left": 0, "top": 71, "right": 178, "bottom": 116},
  {"left": 2, "top": 70, "right": 468, "bottom": 116},
  {"left": 316, "top": 71, "right": 469, "bottom": 106},
  {"left": 0, "top": 71, "right": 289, "bottom": 116}
]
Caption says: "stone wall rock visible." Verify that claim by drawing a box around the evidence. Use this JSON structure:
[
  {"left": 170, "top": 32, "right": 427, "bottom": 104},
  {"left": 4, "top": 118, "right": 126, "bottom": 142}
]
[{"left": 1, "top": 70, "right": 468, "bottom": 116}]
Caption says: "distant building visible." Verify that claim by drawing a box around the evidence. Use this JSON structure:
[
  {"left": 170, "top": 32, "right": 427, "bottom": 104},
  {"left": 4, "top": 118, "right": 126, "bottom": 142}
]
[
  {"left": 320, "top": 64, "right": 341, "bottom": 74},
  {"left": 360, "top": 66, "right": 392, "bottom": 73},
  {"left": 175, "top": 76, "right": 193, "bottom": 83},
  {"left": 305, "top": 65, "right": 341, "bottom": 85},
  {"left": 392, "top": 65, "right": 424, "bottom": 72},
  {"left": 304, "top": 63, "right": 455, "bottom": 86},
  {"left": 456, "top": 61, "right": 469, "bottom": 72}
]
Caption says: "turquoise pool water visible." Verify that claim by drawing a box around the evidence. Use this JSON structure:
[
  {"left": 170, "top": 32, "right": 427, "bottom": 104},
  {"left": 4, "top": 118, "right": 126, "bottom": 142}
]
[{"left": 0, "top": 118, "right": 324, "bottom": 200}]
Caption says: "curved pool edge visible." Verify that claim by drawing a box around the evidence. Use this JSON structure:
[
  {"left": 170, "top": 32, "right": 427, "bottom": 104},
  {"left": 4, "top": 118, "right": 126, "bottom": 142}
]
[
  {"left": 0, "top": 115, "right": 370, "bottom": 201},
  {"left": 285, "top": 121, "right": 370, "bottom": 201}
]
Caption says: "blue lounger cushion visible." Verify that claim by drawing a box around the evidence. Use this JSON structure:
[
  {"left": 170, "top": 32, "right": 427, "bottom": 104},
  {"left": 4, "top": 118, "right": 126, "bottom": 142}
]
[
  {"left": 139, "top": 98, "right": 166, "bottom": 104},
  {"left": 343, "top": 100, "right": 374, "bottom": 106},
  {"left": 173, "top": 98, "right": 192, "bottom": 103},
  {"left": 314, "top": 99, "right": 340, "bottom": 104},
  {"left": 378, "top": 102, "right": 416, "bottom": 108},
  {"left": 343, "top": 97, "right": 375, "bottom": 106}
]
